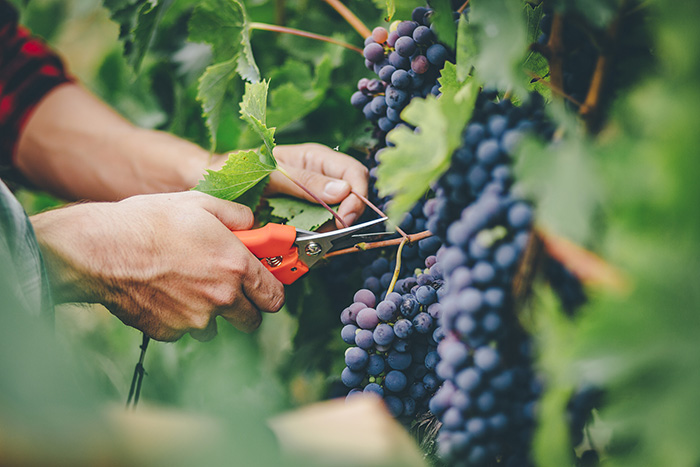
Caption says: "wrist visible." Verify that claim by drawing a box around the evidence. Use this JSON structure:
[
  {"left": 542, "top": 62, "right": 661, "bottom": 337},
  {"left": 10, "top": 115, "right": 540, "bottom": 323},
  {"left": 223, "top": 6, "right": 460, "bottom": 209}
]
[{"left": 31, "top": 203, "right": 111, "bottom": 304}]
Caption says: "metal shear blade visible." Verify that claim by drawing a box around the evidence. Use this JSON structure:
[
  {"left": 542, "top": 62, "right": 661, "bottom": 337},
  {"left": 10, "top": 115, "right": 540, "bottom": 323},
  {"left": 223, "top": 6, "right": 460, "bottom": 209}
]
[{"left": 294, "top": 217, "right": 387, "bottom": 268}]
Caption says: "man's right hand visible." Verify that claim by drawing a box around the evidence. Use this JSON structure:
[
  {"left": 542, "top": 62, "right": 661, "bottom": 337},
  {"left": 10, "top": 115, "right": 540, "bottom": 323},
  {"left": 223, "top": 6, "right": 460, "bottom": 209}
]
[{"left": 30, "top": 191, "right": 285, "bottom": 341}]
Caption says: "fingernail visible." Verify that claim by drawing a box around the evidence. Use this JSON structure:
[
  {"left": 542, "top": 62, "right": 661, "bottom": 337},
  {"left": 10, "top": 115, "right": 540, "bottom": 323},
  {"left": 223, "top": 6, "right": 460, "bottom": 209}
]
[
  {"left": 324, "top": 180, "right": 349, "bottom": 197},
  {"left": 344, "top": 213, "right": 357, "bottom": 226}
]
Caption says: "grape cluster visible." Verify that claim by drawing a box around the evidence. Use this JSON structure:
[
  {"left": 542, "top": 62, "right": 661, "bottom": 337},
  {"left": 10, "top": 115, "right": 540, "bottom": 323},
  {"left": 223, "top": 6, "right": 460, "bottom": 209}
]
[
  {"left": 350, "top": 7, "right": 453, "bottom": 143},
  {"left": 422, "top": 93, "right": 553, "bottom": 465},
  {"left": 426, "top": 90, "right": 552, "bottom": 239},
  {"left": 340, "top": 254, "right": 446, "bottom": 422}
]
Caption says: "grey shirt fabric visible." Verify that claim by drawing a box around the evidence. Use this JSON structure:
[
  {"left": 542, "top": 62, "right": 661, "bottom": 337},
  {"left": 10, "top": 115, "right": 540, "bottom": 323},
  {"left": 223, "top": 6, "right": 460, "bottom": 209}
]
[{"left": 0, "top": 179, "right": 53, "bottom": 317}]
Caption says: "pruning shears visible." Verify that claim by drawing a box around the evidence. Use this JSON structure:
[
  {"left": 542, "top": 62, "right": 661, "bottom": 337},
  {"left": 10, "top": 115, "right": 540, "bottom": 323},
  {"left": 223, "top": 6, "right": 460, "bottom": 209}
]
[{"left": 233, "top": 217, "right": 388, "bottom": 284}]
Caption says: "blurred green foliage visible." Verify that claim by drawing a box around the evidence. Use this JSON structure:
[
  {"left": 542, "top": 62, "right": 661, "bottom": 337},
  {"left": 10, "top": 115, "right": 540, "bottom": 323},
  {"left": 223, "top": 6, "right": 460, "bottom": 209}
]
[{"left": 5, "top": 0, "right": 700, "bottom": 465}]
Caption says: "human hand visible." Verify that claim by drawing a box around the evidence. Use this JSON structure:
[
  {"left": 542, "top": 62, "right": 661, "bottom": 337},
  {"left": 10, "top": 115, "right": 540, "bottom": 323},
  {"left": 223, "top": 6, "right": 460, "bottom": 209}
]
[
  {"left": 270, "top": 144, "right": 369, "bottom": 229},
  {"left": 31, "top": 191, "right": 285, "bottom": 342},
  {"left": 209, "top": 143, "right": 369, "bottom": 229}
]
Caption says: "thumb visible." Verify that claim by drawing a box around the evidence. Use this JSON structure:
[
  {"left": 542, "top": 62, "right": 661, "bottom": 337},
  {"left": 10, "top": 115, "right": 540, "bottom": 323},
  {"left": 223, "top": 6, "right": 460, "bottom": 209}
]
[
  {"left": 191, "top": 191, "right": 254, "bottom": 231},
  {"left": 269, "top": 166, "right": 351, "bottom": 205}
]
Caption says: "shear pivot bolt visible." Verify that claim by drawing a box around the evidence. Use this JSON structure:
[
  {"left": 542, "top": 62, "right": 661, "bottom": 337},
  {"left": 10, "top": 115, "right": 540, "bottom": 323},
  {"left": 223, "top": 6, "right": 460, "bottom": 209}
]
[{"left": 305, "top": 242, "right": 322, "bottom": 256}]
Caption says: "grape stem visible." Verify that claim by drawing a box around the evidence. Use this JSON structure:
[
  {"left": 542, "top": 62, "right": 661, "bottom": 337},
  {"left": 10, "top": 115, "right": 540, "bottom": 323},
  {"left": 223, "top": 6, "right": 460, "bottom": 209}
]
[
  {"left": 538, "top": 229, "right": 628, "bottom": 291},
  {"left": 276, "top": 166, "right": 349, "bottom": 228},
  {"left": 386, "top": 237, "right": 408, "bottom": 295},
  {"left": 249, "top": 22, "right": 363, "bottom": 55},
  {"left": 579, "top": 5, "right": 624, "bottom": 131},
  {"left": 321, "top": 0, "right": 371, "bottom": 39},
  {"left": 324, "top": 230, "right": 433, "bottom": 258},
  {"left": 351, "top": 189, "right": 409, "bottom": 240},
  {"left": 457, "top": 0, "right": 470, "bottom": 14}
]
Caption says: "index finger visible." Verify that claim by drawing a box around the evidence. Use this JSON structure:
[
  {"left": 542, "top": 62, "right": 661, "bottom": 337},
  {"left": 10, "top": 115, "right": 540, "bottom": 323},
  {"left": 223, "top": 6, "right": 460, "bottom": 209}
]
[{"left": 312, "top": 148, "right": 370, "bottom": 227}]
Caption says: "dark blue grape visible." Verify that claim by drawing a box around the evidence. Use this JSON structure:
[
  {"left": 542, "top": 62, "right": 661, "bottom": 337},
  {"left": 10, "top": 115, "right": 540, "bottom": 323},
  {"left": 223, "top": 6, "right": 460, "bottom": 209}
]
[
  {"left": 364, "top": 382, "right": 384, "bottom": 397},
  {"left": 387, "top": 350, "right": 412, "bottom": 370},
  {"left": 367, "top": 354, "right": 386, "bottom": 376},
  {"left": 341, "top": 367, "right": 364, "bottom": 388},
  {"left": 426, "top": 43, "right": 448, "bottom": 66},
  {"left": 413, "top": 312, "right": 433, "bottom": 333},
  {"left": 391, "top": 69, "right": 410, "bottom": 89},
  {"left": 355, "top": 329, "right": 374, "bottom": 349},
  {"left": 413, "top": 25, "right": 433, "bottom": 44},
  {"left": 373, "top": 323, "right": 395, "bottom": 345},
  {"left": 341, "top": 324, "right": 358, "bottom": 344},
  {"left": 397, "top": 20, "right": 418, "bottom": 37},
  {"left": 385, "top": 370, "right": 408, "bottom": 392}
]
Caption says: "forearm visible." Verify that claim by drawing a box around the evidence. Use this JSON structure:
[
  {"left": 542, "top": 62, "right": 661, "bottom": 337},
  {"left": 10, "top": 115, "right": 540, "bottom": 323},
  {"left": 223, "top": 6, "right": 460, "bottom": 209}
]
[{"left": 15, "top": 83, "right": 210, "bottom": 201}]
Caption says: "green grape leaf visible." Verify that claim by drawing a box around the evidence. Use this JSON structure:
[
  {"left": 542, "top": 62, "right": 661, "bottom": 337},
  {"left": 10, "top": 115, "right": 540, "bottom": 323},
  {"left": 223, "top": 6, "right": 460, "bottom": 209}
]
[
  {"left": 237, "top": 20, "right": 260, "bottom": 82},
  {"left": 376, "top": 75, "right": 479, "bottom": 221},
  {"left": 129, "top": 0, "right": 169, "bottom": 72},
  {"left": 194, "top": 80, "right": 278, "bottom": 208},
  {"left": 386, "top": 0, "right": 396, "bottom": 21},
  {"left": 267, "top": 57, "right": 333, "bottom": 130},
  {"left": 197, "top": 57, "right": 239, "bottom": 151},
  {"left": 456, "top": 14, "right": 476, "bottom": 81},
  {"left": 268, "top": 196, "right": 338, "bottom": 231},
  {"left": 189, "top": 0, "right": 259, "bottom": 81},
  {"left": 468, "top": 0, "right": 529, "bottom": 96},
  {"left": 240, "top": 80, "right": 276, "bottom": 164},
  {"left": 189, "top": 0, "right": 260, "bottom": 149},
  {"left": 103, "top": 0, "right": 170, "bottom": 73},
  {"left": 515, "top": 130, "right": 602, "bottom": 243},
  {"left": 523, "top": 3, "right": 549, "bottom": 85},
  {"left": 529, "top": 286, "right": 579, "bottom": 467},
  {"left": 194, "top": 149, "right": 275, "bottom": 206},
  {"left": 189, "top": 0, "right": 241, "bottom": 60},
  {"left": 430, "top": 0, "right": 457, "bottom": 50}
]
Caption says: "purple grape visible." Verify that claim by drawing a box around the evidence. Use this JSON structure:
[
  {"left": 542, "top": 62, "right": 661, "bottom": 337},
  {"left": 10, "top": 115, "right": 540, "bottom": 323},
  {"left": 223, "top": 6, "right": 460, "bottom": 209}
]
[
  {"left": 345, "top": 347, "right": 369, "bottom": 371},
  {"left": 356, "top": 307, "right": 380, "bottom": 329},
  {"left": 363, "top": 42, "right": 385, "bottom": 63},
  {"left": 373, "top": 323, "right": 395, "bottom": 345},
  {"left": 395, "top": 36, "right": 417, "bottom": 57},
  {"left": 341, "top": 324, "right": 358, "bottom": 344},
  {"left": 385, "top": 370, "right": 408, "bottom": 392},
  {"left": 353, "top": 289, "right": 376, "bottom": 308}
]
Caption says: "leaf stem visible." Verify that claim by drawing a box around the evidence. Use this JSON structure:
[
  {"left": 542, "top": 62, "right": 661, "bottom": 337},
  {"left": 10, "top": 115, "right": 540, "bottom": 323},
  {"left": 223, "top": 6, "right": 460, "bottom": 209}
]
[
  {"left": 324, "top": 230, "right": 433, "bottom": 258},
  {"left": 386, "top": 237, "right": 408, "bottom": 295},
  {"left": 249, "top": 22, "right": 364, "bottom": 55},
  {"left": 351, "top": 189, "right": 409, "bottom": 240},
  {"left": 321, "top": 0, "right": 371, "bottom": 39},
  {"left": 277, "top": 166, "right": 349, "bottom": 228},
  {"left": 457, "top": 0, "right": 470, "bottom": 14}
]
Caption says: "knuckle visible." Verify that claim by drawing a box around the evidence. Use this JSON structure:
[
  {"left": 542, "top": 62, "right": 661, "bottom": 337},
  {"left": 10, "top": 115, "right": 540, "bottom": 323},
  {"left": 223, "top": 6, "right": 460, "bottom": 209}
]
[
  {"left": 265, "top": 284, "right": 286, "bottom": 313},
  {"left": 190, "top": 314, "right": 211, "bottom": 331}
]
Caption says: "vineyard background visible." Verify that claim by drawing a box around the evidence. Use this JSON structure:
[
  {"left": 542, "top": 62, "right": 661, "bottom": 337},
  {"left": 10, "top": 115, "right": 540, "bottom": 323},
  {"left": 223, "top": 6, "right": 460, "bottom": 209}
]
[{"left": 3, "top": 0, "right": 700, "bottom": 466}]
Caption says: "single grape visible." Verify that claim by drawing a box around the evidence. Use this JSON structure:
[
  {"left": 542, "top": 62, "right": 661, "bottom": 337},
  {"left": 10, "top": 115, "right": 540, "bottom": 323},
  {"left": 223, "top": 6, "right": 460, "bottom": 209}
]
[
  {"left": 395, "top": 36, "right": 417, "bottom": 57},
  {"left": 385, "top": 370, "right": 408, "bottom": 392},
  {"left": 345, "top": 347, "right": 369, "bottom": 371},
  {"left": 363, "top": 42, "right": 385, "bottom": 63},
  {"left": 371, "top": 26, "right": 389, "bottom": 43},
  {"left": 411, "top": 55, "right": 430, "bottom": 74}
]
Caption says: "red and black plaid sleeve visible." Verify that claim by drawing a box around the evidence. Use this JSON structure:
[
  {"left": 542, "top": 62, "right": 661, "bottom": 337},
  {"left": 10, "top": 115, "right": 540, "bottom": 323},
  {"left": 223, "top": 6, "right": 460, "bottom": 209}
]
[{"left": 0, "top": 0, "right": 72, "bottom": 168}]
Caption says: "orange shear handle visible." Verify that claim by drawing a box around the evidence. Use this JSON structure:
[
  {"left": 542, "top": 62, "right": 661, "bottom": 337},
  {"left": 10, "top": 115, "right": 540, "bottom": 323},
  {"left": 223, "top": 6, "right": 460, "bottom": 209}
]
[{"left": 232, "top": 223, "right": 309, "bottom": 285}]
